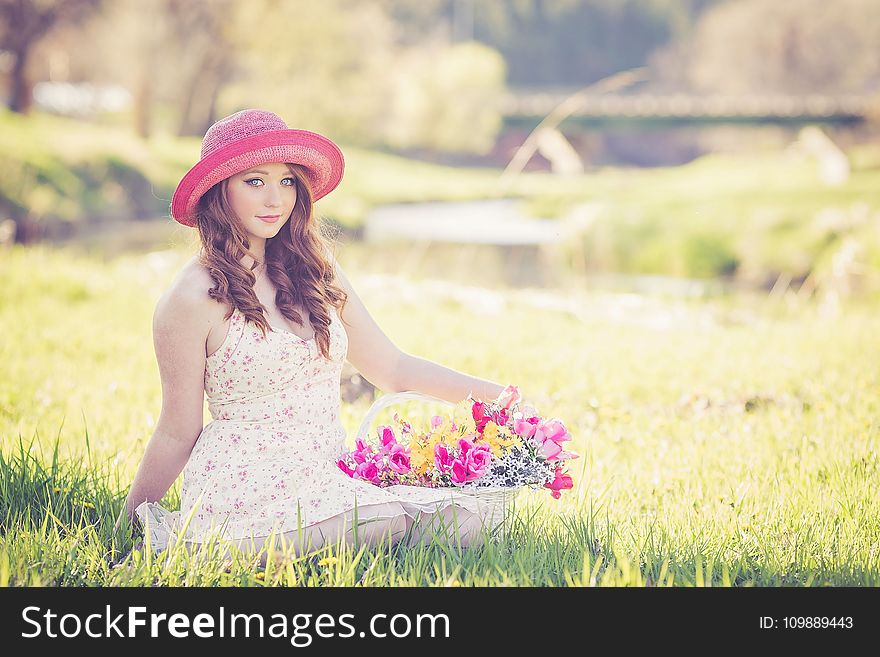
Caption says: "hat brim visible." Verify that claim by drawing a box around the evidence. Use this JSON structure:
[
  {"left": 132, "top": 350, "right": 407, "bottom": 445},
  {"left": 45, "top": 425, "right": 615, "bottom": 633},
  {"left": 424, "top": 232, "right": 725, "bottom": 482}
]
[{"left": 171, "top": 129, "right": 344, "bottom": 227}]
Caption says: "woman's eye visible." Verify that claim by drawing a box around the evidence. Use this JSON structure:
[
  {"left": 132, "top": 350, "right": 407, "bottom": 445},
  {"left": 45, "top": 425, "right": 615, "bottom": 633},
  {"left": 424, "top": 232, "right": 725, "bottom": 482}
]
[
  {"left": 244, "top": 178, "right": 296, "bottom": 187},
  {"left": 281, "top": 177, "right": 295, "bottom": 186}
]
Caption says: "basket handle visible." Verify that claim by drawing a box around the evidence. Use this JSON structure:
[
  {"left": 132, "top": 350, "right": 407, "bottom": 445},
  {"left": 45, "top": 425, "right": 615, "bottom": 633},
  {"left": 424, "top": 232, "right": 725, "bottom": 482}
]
[{"left": 354, "top": 390, "right": 464, "bottom": 442}]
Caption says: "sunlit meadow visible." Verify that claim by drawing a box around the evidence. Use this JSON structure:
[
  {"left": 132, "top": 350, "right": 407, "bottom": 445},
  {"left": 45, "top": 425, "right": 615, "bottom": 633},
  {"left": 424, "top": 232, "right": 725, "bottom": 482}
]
[{"left": 1, "top": 244, "right": 878, "bottom": 586}]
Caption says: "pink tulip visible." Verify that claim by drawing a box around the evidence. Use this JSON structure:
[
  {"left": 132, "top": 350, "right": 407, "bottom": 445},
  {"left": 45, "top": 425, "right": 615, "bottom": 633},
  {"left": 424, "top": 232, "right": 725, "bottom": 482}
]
[
  {"left": 534, "top": 419, "right": 574, "bottom": 462},
  {"left": 450, "top": 438, "right": 492, "bottom": 485},
  {"left": 337, "top": 459, "right": 355, "bottom": 477},
  {"left": 353, "top": 438, "right": 375, "bottom": 465},
  {"left": 544, "top": 467, "right": 573, "bottom": 499},
  {"left": 496, "top": 384, "right": 521, "bottom": 411},
  {"left": 467, "top": 443, "right": 492, "bottom": 472},
  {"left": 387, "top": 443, "right": 412, "bottom": 474},
  {"left": 472, "top": 401, "right": 490, "bottom": 433},
  {"left": 377, "top": 425, "right": 400, "bottom": 451},
  {"left": 451, "top": 460, "right": 469, "bottom": 485},
  {"left": 535, "top": 419, "right": 571, "bottom": 445},
  {"left": 491, "top": 408, "right": 509, "bottom": 427},
  {"left": 539, "top": 439, "right": 563, "bottom": 461},
  {"left": 513, "top": 412, "right": 540, "bottom": 439},
  {"left": 434, "top": 443, "right": 454, "bottom": 473},
  {"left": 355, "top": 461, "right": 379, "bottom": 484}
]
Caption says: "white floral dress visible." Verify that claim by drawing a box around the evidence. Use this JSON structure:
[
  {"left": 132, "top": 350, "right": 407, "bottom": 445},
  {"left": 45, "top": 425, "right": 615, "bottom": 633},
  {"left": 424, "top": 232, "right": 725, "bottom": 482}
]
[{"left": 135, "top": 304, "right": 483, "bottom": 549}]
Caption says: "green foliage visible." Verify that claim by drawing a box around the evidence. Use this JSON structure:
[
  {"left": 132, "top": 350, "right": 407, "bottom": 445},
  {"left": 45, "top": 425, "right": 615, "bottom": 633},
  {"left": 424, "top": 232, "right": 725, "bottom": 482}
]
[
  {"left": 220, "top": 1, "right": 506, "bottom": 153},
  {"left": 1, "top": 245, "right": 879, "bottom": 586},
  {"left": 554, "top": 148, "right": 880, "bottom": 284},
  {"left": 221, "top": 0, "right": 397, "bottom": 146},
  {"left": 669, "top": 0, "right": 880, "bottom": 94},
  {"left": 0, "top": 110, "right": 194, "bottom": 237},
  {"left": 382, "top": 42, "right": 506, "bottom": 154},
  {"left": 473, "top": 0, "right": 709, "bottom": 86}
]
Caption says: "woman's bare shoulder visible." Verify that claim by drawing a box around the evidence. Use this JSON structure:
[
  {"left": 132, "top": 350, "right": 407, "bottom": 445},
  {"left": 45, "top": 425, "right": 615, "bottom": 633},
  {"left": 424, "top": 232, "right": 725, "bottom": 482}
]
[{"left": 156, "top": 257, "right": 226, "bottom": 323}]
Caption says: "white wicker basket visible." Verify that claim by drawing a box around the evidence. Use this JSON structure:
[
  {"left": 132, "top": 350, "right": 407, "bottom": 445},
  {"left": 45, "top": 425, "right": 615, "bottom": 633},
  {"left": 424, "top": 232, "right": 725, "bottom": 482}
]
[{"left": 355, "top": 391, "right": 517, "bottom": 535}]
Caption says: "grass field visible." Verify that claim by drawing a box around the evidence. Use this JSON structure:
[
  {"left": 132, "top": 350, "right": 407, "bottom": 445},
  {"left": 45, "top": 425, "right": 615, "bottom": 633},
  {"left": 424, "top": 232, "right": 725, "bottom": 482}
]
[{"left": 1, "top": 244, "right": 878, "bottom": 586}]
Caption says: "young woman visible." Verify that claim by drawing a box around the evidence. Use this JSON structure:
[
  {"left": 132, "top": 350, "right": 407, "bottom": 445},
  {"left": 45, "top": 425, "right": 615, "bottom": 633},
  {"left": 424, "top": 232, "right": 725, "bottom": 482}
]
[{"left": 120, "top": 109, "right": 511, "bottom": 561}]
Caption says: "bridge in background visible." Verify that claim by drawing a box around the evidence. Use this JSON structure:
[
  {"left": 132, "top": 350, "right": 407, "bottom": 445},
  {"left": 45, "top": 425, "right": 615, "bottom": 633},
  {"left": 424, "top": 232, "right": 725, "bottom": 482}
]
[{"left": 500, "top": 92, "right": 877, "bottom": 126}]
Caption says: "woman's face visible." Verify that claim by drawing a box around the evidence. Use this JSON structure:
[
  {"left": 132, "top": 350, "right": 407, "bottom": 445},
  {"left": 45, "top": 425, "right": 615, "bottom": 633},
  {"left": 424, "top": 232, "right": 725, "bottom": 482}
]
[{"left": 225, "top": 162, "right": 297, "bottom": 240}]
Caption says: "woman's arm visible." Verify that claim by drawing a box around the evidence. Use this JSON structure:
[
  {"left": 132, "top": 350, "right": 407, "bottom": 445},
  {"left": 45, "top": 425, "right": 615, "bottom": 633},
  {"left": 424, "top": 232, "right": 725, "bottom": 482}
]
[
  {"left": 122, "top": 428, "right": 196, "bottom": 523},
  {"left": 121, "top": 283, "right": 211, "bottom": 523},
  {"left": 395, "top": 355, "right": 506, "bottom": 405}
]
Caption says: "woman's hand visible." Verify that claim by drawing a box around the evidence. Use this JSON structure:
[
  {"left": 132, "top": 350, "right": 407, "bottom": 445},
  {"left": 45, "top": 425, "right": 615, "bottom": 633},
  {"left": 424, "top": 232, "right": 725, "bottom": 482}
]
[
  {"left": 112, "top": 505, "right": 143, "bottom": 537},
  {"left": 109, "top": 508, "right": 145, "bottom": 569}
]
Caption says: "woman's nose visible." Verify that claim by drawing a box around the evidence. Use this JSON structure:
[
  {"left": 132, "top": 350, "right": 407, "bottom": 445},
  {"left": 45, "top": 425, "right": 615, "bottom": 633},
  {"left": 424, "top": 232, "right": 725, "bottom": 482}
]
[{"left": 264, "top": 185, "right": 282, "bottom": 207}]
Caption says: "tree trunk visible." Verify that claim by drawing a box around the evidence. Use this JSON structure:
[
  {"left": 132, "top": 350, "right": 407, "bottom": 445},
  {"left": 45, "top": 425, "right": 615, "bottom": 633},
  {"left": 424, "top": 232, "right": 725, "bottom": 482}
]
[
  {"left": 133, "top": 69, "right": 153, "bottom": 138},
  {"left": 175, "top": 64, "right": 200, "bottom": 137},
  {"left": 177, "top": 58, "right": 227, "bottom": 137},
  {"left": 200, "top": 63, "right": 227, "bottom": 134},
  {"left": 8, "top": 49, "right": 33, "bottom": 114}
]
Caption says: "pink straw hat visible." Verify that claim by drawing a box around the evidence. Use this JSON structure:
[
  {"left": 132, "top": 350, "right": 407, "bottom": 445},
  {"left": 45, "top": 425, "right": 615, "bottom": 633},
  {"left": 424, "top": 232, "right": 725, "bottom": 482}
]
[{"left": 171, "top": 109, "right": 345, "bottom": 227}]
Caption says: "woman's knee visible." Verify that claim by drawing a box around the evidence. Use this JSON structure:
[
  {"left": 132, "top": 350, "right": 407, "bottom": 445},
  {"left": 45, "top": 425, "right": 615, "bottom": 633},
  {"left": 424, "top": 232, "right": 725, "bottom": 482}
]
[
  {"left": 457, "top": 514, "right": 487, "bottom": 548},
  {"left": 355, "top": 502, "right": 408, "bottom": 542},
  {"left": 300, "top": 501, "right": 409, "bottom": 546},
  {"left": 406, "top": 504, "right": 488, "bottom": 548}
]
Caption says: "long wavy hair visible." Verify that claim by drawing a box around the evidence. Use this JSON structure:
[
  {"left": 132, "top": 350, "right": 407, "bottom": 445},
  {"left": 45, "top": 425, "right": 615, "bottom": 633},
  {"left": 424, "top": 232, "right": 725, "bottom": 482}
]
[{"left": 193, "top": 163, "right": 347, "bottom": 361}]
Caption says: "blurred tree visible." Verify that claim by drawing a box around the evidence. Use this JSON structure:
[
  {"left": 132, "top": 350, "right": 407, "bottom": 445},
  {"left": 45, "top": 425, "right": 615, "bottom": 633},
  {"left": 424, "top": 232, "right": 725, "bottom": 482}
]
[
  {"left": 63, "top": 0, "right": 237, "bottom": 137},
  {"left": 655, "top": 0, "right": 880, "bottom": 94},
  {"left": 383, "top": 41, "right": 505, "bottom": 153},
  {"left": 376, "top": 0, "right": 725, "bottom": 88},
  {"left": 221, "top": 0, "right": 397, "bottom": 145},
  {"left": 221, "top": 0, "right": 507, "bottom": 153},
  {"left": 30, "top": 0, "right": 506, "bottom": 151},
  {"left": 163, "top": 0, "right": 237, "bottom": 137},
  {"left": 471, "top": 0, "right": 713, "bottom": 87},
  {"left": 0, "top": 0, "right": 102, "bottom": 113},
  {"left": 376, "top": 0, "right": 450, "bottom": 45}
]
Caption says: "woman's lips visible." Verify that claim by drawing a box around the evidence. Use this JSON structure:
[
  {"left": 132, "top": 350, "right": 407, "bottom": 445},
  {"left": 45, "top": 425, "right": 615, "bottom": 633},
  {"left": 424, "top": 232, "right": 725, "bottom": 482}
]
[{"left": 257, "top": 214, "right": 281, "bottom": 223}]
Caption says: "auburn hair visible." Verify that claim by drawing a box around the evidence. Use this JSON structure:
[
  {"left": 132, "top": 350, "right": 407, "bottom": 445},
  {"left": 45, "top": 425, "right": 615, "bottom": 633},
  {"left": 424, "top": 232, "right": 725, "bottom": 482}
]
[{"left": 193, "top": 163, "right": 347, "bottom": 361}]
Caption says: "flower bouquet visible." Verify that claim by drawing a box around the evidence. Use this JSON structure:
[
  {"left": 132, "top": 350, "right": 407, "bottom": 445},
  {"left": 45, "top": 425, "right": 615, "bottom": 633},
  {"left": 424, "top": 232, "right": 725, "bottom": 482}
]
[{"left": 337, "top": 385, "right": 577, "bottom": 503}]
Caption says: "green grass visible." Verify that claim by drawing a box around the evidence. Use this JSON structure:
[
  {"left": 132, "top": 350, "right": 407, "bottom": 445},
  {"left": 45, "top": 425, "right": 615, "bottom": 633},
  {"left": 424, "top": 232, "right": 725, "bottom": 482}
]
[
  {"left": 525, "top": 149, "right": 880, "bottom": 281},
  {"left": 1, "top": 244, "right": 878, "bottom": 586}
]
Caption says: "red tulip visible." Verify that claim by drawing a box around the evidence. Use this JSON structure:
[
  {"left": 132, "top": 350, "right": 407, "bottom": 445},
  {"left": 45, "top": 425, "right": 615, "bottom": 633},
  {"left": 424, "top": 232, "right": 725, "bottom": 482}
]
[{"left": 544, "top": 467, "right": 573, "bottom": 499}]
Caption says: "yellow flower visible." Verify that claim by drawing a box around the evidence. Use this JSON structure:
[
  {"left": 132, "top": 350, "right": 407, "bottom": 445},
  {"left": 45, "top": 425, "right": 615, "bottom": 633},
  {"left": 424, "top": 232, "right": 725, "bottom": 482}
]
[
  {"left": 478, "top": 421, "right": 520, "bottom": 456},
  {"left": 317, "top": 556, "right": 338, "bottom": 567},
  {"left": 409, "top": 439, "right": 434, "bottom": 476},
  {"left": 410, "top": 429, "right": 449, "bottom": 475}
]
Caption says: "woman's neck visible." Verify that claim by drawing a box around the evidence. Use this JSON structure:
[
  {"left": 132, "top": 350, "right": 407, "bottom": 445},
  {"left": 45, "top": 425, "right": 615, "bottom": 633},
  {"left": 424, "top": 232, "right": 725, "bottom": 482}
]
[{"left": 240, "top": 249, "right": 266, "bottom": 273}]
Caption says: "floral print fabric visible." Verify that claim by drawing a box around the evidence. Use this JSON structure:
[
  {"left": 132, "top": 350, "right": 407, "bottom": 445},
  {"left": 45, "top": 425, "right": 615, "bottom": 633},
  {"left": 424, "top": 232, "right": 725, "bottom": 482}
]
[{"left": 135, "top": 304, "right": 483, "bottom": 548}]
